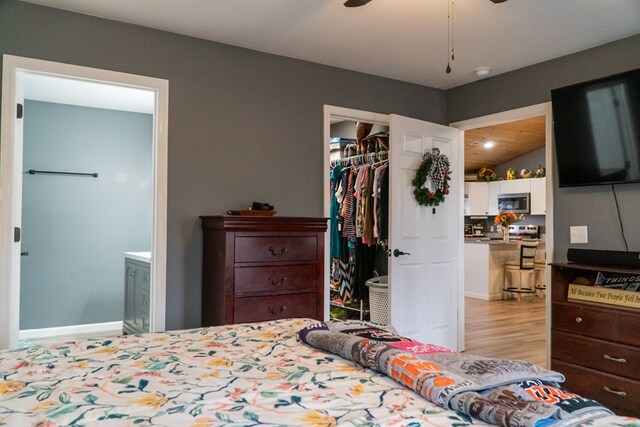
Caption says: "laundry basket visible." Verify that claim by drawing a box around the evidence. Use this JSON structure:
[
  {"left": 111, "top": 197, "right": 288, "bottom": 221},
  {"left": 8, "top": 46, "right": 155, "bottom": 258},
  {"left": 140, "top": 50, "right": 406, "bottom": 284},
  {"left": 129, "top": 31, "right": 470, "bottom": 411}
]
[{"left": 366, "top": 275, "right": 389, "bottom": 325}]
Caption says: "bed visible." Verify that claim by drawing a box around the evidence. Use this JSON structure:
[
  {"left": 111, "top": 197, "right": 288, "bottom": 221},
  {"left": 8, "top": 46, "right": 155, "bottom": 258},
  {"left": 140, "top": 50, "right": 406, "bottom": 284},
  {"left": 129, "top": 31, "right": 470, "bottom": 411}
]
[{"left": 0, "top": 318, "right": 636, "bottom": 426}]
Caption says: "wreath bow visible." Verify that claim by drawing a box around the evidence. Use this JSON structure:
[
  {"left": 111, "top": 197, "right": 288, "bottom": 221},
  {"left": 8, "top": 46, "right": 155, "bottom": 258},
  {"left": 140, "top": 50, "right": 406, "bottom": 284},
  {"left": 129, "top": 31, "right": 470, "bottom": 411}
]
[{"left": 412, "top": 147, "right": 452, "bottom": 207}]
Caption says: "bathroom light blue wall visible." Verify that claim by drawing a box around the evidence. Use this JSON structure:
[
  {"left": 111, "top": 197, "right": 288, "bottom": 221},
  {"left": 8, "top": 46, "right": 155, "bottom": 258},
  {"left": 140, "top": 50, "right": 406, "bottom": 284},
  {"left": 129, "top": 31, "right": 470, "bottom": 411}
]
[{"left": 20, "top": 100, "right": 153, "bottom": 329}]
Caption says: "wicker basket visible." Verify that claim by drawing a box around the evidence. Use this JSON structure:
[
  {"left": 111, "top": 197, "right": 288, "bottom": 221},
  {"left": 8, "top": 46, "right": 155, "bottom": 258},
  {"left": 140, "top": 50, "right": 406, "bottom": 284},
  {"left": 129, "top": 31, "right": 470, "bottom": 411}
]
[{"left": 366, "top": 276, "right": 389, "bottom": 325}]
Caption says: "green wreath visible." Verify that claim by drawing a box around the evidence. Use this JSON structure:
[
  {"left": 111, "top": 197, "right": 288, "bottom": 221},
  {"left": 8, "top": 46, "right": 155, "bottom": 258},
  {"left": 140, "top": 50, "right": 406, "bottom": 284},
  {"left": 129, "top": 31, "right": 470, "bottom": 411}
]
[{"left": 412, "top": 149, "right": 451, "bottom": 207}]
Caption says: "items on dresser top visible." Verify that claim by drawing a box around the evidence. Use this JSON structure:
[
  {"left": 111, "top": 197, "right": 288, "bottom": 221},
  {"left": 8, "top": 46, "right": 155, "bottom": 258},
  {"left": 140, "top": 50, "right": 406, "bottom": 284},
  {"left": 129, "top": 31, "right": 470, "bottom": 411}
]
[
  {"left": 200, "top": 216, "right": 327, "bottom": 326},
  {"left": 551, "top": 262, "right": 640, "bottom": 417}
]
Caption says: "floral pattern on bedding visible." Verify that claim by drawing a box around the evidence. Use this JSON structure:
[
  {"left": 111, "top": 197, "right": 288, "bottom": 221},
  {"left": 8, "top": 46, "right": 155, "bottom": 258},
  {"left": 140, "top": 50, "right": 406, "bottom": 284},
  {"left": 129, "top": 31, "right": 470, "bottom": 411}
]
[{"left": 1, "top": 319, "right": 485, "bottom": 426}]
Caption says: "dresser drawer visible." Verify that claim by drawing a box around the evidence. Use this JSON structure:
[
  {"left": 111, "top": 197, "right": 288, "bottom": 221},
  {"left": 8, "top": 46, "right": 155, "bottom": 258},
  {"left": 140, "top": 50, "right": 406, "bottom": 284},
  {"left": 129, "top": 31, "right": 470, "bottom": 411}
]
[
  {"left": 552, "top": 302, "right": 615, "bottom": 341},
  {"left": 235, "top": 236, "right": 316, "bottom": 263},
  {"left": 552, "top": 330, "right": 640, "bottom": 381},
  {"left": 234, "top": 293, "right": 316, "bottom": 323},
  {"left": 551, "top": 360, "right": 640, "bottom": 417},
  {"left": 616, "top": 311, "right": 640, "bottom": 347},
  {"left": 234, "top": 265, "right": 317, "bottom": 295}
]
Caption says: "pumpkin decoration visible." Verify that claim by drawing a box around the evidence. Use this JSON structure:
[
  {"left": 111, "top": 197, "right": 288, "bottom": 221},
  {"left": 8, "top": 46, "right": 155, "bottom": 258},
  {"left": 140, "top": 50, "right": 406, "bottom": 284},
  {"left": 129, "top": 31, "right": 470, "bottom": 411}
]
[
  {"left": 520, "top": 169, "right": 533, "bottom": 179},
  {"left": 477, "top": 167, "right": 497, "bottom": 182},
  {"left": 506, "top": 168, "right": 517, "bottom": 180}
]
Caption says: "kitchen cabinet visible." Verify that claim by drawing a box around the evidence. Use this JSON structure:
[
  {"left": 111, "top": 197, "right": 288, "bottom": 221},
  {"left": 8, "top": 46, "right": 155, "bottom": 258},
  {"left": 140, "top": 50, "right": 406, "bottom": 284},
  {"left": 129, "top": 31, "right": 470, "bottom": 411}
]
[
  {"left": 123, "top": 252, "right": 151, "bottom": 335},
  {"left": 200, "top": 216, "right": 326, "bottom": 326},
  {"left": 530, "top": 177, "right": 546, "bottom": 215},
  {"left": 499, "top": 179, "right": 530, "bottom": 195},
  {"left": 487, "top": 181, "right": 501, "bottom": 215},
  {"left": 550, "top": 263, "right": 640, "bottom": 417},
  {"left": 466, "top": 182, "right": 489, "bottom": 215}
]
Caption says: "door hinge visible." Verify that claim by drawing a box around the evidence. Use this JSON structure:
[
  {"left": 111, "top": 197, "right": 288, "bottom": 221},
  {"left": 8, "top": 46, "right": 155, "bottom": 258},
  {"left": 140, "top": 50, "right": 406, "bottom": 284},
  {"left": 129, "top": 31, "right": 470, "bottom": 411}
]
[
  {"left": 17, "top": 103, "right": 23, "bottom": 119},
  {"left": 14, "top": 227, "right": 20, "bottom": 243}
]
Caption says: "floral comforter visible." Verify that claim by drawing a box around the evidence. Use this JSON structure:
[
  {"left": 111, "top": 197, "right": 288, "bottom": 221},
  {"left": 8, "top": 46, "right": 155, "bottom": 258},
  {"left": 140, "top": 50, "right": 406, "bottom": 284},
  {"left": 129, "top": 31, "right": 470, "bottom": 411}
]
[
  {"left": 1, "top": 318, "right": 481, "bottom": 426},
  {"left": 0, "top": 318, "right": 637, "bottom": 427}
]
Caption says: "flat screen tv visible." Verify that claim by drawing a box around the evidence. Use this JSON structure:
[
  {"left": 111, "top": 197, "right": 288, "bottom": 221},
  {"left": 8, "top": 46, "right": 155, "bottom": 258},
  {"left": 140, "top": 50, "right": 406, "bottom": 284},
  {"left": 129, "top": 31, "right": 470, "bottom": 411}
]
[{"left": 551, "top": 68, "right": 640, "bottom": 187}]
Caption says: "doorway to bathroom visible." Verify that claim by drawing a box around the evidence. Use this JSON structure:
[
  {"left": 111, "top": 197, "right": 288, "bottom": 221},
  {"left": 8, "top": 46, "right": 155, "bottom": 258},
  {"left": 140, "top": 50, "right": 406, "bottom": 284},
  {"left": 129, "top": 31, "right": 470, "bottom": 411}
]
[{"left": 0, "top": 55, "right": 168, "bottom": 349}]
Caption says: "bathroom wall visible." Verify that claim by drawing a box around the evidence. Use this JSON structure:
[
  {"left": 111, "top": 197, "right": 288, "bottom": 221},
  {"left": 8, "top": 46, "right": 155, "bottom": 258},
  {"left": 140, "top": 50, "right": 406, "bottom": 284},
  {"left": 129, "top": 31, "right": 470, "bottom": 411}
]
[{"left": 20, "top": 100, "right": 153, "bottom": 329}]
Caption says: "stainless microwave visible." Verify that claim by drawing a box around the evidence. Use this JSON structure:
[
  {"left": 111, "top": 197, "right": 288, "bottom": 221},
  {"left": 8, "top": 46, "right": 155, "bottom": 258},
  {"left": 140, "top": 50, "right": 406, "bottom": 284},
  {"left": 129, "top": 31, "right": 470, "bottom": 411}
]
[{"left": 497, "top": 193, "right": 530, "bottom": 214}]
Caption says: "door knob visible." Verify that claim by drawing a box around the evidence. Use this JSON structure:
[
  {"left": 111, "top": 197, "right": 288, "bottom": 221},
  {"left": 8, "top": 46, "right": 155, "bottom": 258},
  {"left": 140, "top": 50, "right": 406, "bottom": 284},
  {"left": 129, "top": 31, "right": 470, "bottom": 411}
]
[{"left": 393, "top": 249, "right": 411, "bottom": 257}]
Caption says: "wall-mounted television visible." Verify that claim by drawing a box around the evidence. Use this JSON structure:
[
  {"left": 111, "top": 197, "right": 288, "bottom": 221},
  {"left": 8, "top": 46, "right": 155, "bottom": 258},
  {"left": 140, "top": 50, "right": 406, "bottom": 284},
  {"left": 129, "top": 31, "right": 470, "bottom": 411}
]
[{"left": 551, "top": 68, "right": 640, "bottom": 187}]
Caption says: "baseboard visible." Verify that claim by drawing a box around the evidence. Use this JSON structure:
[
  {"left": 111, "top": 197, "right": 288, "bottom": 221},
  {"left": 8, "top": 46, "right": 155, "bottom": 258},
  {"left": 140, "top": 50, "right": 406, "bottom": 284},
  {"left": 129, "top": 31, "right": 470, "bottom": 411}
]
[
  {"left": 465, "top": 291, "right": 490, "bottom": 300},
  {"left": 19, "top": 321, "right": 123, "bottom": 340}
]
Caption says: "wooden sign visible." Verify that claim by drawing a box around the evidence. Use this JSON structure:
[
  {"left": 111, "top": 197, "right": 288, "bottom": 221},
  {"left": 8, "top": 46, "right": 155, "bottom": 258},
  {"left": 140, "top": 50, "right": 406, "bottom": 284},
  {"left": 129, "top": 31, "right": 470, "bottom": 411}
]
[{"left": 568, "top": 284, "right": 640, "bottom": 309}]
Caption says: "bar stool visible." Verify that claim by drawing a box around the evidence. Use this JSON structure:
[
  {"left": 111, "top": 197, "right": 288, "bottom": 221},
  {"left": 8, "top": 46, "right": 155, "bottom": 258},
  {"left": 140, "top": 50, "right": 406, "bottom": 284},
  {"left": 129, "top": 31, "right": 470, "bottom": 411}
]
[
  {"left": 534, "top": 260, "right": 546, "bottom": 298},
  {"left": 503, "top": 242, "right": 538, "bottom": 301}
]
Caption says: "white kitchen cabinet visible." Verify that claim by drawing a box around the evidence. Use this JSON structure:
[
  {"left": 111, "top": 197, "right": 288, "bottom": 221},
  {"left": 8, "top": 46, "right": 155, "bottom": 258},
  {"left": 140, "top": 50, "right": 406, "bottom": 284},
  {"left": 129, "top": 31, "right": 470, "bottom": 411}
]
[
  {"left": 530, "top": 177, "right": 546, "bottom": 215},
  {"left": 487, "top": 181, "right": 501, "bottom": 215},
  {"left": 467, "top": 182, "right": 489, "bottom": 215},
  {"left": 499, "top": 179, "right": 530, "bottom": 195}
]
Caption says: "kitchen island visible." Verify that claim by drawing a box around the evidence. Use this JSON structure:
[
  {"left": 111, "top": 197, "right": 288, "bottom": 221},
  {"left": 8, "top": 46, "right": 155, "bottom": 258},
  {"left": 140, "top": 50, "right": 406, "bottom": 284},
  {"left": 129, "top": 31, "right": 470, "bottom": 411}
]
[{"left": 464, "top": 239, "right": 545, "bottom": 300}]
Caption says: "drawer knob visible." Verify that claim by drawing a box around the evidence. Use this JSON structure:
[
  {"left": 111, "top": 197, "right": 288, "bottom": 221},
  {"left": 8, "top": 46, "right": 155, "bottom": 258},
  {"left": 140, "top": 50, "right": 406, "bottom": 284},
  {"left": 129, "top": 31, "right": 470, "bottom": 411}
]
[
  {"left": 603, "top": 386, "right": 627, "bottom": 397},
  {"left": 268, "top": 276, "right": 287, "bottom": 286},
  {"left": 268, "top": 305, "right": 287, "bottom": 315},
  {"left": 268, "top": 246, "right": 287, "bottom": 257},
  {"left": 603, "top": 354, "right": 626, "bottom": 363},
  {"left": 575, "top": 317, "right": 583, "bottom": 323}
]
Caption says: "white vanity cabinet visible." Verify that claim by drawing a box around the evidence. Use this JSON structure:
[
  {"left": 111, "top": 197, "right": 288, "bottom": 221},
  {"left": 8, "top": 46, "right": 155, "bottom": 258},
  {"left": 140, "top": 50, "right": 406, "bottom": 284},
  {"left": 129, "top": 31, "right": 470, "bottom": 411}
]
[{"left": 123, "top": 252, "right": 151, "bottom": 335}]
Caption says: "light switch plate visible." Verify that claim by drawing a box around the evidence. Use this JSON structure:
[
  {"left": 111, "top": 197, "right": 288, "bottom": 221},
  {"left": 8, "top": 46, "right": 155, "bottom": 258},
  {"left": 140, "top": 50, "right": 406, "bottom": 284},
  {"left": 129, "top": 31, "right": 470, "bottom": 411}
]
[{"left": 570, "top": 226, "right": 588, "bottom": 244}]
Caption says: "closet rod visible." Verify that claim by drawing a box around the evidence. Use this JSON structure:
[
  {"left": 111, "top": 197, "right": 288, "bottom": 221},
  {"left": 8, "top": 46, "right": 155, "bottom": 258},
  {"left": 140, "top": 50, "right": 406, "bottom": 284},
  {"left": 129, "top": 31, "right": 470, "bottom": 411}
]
[
  {"left": 331, "top": 150, "right": 388, "bottom": 168},
  {"left": 28, "top": 169, "right": 98, "bottom": 178}
]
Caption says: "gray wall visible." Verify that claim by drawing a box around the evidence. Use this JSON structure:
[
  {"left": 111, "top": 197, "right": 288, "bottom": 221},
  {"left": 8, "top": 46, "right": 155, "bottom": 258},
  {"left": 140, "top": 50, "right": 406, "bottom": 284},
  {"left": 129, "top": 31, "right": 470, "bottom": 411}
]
[
  {"left": 447, "top": 34, "right": 640, "bottom": 260},
  {"left": 0, "top": 0, "right": 446, "bottom": 330},
  {"left": 494, "top": 147, "right": 545, "bottom": 179},
  {"left": 21, "top": 100, "right": 152, "bottom": 329}
]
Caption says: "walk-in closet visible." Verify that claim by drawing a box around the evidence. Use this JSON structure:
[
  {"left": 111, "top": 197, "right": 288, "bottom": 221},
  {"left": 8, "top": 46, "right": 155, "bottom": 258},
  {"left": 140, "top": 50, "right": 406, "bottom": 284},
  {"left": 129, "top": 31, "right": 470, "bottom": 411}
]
[{"left": 328, "top": 121, "right": 390, "bottom": 324}]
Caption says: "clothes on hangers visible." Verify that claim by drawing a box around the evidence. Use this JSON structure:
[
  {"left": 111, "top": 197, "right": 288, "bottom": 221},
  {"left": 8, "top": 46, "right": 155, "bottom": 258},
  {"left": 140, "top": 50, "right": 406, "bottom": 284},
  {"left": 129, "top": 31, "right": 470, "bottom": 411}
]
[{"left": 330, "top": 158, "right": 389, "bottom": 303}]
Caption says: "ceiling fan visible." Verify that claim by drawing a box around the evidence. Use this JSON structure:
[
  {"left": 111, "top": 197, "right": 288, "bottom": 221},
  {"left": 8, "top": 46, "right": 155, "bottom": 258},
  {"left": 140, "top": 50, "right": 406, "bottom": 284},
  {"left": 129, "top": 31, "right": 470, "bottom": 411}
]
[{"left": 344, "top": 0, "right": 507, "bottom": 6}]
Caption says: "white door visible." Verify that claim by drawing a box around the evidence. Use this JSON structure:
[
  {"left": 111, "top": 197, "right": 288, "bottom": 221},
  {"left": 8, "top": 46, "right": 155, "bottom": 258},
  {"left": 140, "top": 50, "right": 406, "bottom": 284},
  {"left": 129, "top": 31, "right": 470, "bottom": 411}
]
[{"left": 388, "top": 114, "right": 461, "bottom": 350}]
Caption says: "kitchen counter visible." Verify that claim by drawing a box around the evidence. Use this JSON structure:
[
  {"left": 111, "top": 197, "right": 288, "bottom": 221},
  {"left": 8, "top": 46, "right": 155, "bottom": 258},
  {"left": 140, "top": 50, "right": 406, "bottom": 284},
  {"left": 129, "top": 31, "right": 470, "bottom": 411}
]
[
  {"left": 124, "top": 251, "right": 151, "bottom": 263},
  {"left": 464, "top": 238, "right": 543, "bottom": 245},
  {"left": 465, "top": 241, "right": 545, "bottom": 300}
]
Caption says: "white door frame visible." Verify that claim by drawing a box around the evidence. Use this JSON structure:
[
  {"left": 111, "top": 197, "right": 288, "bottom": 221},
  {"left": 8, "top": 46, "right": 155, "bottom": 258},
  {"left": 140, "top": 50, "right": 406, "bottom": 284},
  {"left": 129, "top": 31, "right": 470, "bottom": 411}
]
[
  {"left": 322, "top": 105, "right": 390, "bottom": 320},
  {"left": 450, "top": 102, "right": 554, "bottom": 363},
  {"left": 322, "top": 106, "right": 465, "bottom": 351},
  {"left": 0, "top": 55, "right": 169, "bottom": 349}
]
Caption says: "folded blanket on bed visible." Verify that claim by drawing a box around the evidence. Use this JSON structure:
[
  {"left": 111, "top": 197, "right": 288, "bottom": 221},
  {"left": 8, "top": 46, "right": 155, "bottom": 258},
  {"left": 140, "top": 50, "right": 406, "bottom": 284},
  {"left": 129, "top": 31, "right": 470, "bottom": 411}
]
[{"left": 298, "top": 321, "right": 613, "bottom": 427}]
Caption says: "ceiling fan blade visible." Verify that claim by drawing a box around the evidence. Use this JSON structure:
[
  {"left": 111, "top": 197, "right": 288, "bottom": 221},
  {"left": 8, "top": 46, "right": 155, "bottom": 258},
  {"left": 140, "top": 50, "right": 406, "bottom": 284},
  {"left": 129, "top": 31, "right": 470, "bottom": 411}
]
[
  {"left": 490, "top": 0, "right": 508, "bottom": 3},
  {"left": 344, "top": 0, "right": 372, "bottom": 7}
]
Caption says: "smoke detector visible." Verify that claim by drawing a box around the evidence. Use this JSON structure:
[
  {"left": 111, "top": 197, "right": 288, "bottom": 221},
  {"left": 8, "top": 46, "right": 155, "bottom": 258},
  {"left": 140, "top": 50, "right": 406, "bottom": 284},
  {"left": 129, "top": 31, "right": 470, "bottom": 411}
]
[{"left": 475, "top": 67, "right": 491, "bottom": 79}]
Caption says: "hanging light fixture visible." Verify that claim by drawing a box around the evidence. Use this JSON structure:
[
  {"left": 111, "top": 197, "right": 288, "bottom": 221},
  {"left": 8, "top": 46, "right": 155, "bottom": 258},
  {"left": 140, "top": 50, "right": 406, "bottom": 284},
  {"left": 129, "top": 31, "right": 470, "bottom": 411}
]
[{"left": 446, "top": 0, "right": 455, "bottom": 73}]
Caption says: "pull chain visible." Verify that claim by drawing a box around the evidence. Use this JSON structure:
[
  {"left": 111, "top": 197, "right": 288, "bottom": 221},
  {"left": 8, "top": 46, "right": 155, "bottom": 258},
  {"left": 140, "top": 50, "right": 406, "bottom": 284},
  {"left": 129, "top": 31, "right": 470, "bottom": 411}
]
[{"left": 446, "top": 0, "right": 455, "bottom": 73}]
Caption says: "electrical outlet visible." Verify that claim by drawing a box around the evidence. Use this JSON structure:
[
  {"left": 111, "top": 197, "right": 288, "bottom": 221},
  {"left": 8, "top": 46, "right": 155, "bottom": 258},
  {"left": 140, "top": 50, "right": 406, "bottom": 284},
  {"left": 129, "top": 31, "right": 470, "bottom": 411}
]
[{"left": 570, "top": 226, "right": 588, "bottom": 244}]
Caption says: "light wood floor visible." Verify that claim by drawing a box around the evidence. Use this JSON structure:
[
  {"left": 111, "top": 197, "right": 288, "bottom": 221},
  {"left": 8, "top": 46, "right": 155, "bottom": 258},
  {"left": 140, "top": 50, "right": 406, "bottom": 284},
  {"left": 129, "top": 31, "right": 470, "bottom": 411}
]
[{"left": 464, "top": 296, "right": 546, "bottom": 367}]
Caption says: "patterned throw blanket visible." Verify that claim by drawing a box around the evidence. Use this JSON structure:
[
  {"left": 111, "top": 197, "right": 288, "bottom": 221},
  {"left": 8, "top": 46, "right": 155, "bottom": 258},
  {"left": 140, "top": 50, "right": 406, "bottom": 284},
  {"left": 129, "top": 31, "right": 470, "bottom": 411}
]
[{"left": 299, "top": 321, "right": 614, "bottom": 427}]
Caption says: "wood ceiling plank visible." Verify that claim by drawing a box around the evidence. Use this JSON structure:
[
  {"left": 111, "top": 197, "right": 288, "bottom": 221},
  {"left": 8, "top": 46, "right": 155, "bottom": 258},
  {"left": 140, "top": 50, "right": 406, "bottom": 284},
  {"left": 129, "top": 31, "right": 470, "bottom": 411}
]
[{"left": 464, "top": 116, "right": 545, "bottom": 174}]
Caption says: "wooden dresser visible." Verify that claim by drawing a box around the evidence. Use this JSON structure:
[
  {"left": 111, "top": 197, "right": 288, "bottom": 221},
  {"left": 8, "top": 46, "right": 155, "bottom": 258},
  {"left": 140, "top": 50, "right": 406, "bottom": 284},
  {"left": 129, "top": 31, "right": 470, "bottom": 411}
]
[
  {"left": 200, "top": 216, "right": 327, "bottom": 326},
  {"left": 550, "top": 262, "right": 640, "bottom": 417}
]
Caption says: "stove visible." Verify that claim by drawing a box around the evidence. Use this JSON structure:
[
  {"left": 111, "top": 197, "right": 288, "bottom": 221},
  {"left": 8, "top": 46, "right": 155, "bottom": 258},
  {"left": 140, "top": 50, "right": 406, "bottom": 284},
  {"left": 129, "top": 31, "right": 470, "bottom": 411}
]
[{"left": 509, "top": 224, "right": 539, "bottom": 239}]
